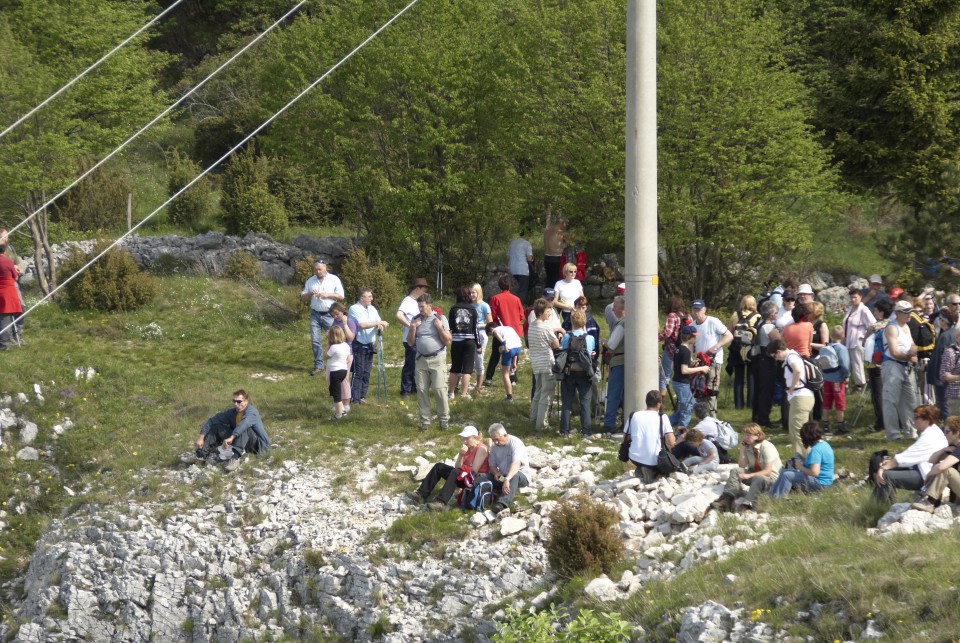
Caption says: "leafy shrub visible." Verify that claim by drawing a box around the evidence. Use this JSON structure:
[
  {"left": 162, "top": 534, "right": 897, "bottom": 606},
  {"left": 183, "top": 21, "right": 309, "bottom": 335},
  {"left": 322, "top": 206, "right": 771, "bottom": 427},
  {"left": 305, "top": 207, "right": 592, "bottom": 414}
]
[
  {"left": 50, "top": 156, "right": 134, "bottom": 232},
  {"left": 220, "top": 147, "right": 271, "bottom": 223},
  {"left": 546, "top": 495, "right": 624, "bottom": 578},
  {"left": 337, "top": 246, "right": 403, "bottom": 310},
  {"left": 166, "top": 148, "right": 212, "bottom": 229},
  {"left": 225, "top": 184, "right": 288, "bottom": 238},
  {"left": 224, "top": 250, "right": 261, "bottom": 282},
  {"left": 293, "top": 258, "right": 315, "bottom": 288},
  {"left": 493, "top": 606, "right": 634, "bottom": 643},
  {"left": 62, "top": 242, "right": 158, "bottom": 312},
  {"left": 268, "top": 162, "right": 328, "bottom": 224}
]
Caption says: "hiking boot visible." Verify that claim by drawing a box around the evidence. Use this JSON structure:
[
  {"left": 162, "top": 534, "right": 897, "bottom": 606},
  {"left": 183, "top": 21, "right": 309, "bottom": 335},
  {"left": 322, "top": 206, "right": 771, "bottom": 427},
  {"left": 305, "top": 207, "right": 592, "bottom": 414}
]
[
  {"left": 822, "top": 421, "right": 831, "bottom": 434},
  {"left": 224, "top": 456, "right": 242, "bottom": 473},
  {"left": 911, "top": 497, "right": 937, "bottom": 513},
  {"left": 736, "top": 502, "right": 754, "bottom": 515},
  {"left": 711, "top": 494, "right": 735, "bottom": 512},
  {"left": 491, "top": 502, "right": 508, "bottom": 514},
  {"left": 482, "top": 380, "right": 493, "bottom": 388},
  {"left": 404, "top": 490, "right": 425, "bottom": 505},
  {"left": 439, "top": 422, "right": 449, "bottom": 430},
  {"left": 311, "top": 368, "right": 322, "bottom": 376},
  {"left": 505, "top": 395, "right": 514, "bottom": 403},
  {"left": 426, "top": 501, "right": 447, "bottom": 511},
  {"left": 834, "top": 421, "right": 849, "bottom": 434},
  {"left": 447, "top": 391, "right": 455, "bottom": 400},
  {"left": 179, "top": 452, "right": 203, "bottom": 465}
]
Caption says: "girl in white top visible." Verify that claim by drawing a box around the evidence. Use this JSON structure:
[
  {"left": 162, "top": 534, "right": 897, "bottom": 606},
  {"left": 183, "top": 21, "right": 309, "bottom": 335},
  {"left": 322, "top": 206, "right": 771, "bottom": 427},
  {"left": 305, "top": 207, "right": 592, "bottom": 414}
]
[
  {"left": 326, "top": 326, "right": 353, "bottom": 419},
  {"left": 553, "top": 262, "right": 584, "bottom": 315},
  {"left": 768, "top": 339, "right": 814, "bottom": 456}
]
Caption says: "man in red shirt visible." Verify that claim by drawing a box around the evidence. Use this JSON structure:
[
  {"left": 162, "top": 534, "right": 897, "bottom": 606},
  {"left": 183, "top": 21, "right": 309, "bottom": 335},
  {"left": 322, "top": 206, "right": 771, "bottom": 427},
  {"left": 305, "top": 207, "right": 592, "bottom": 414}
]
[{"left": 484, "top": 275, "right": 525, "bottom": 388}]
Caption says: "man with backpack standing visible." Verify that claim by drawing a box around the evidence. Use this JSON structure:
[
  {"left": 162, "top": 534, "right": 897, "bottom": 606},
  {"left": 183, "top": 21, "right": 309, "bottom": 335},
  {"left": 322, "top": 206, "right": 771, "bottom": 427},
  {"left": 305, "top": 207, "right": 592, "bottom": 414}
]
[
  {"left": 559, "top": 309, "right": 596, "bottom": 436},
  {"left": 842, "top": 287, "right": 876, "bottom": 392},
  {"left": 691, "top": 299, "right": 734, "bottom": 417}
]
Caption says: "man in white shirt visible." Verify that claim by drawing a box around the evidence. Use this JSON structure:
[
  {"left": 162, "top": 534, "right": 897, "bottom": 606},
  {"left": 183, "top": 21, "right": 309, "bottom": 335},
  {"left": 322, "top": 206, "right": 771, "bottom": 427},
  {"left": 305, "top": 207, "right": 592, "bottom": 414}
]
[
  {"left": 300, "top": 259, "right": 344, "bottom": 376},
  {"left": 625, "top": 390, "right": 676, "bottom": 483},
  {"left": 507, "top": 230, "right": 534, "bottom": 304},
  {"left": 395, "top": 278, "right": 430, "bottom": 396},
  {"left": 691, "top": 299, "right": 733, "bottom": 417},
  {"left": 349, "top": 289, "right": 389, "bottom": 404}
]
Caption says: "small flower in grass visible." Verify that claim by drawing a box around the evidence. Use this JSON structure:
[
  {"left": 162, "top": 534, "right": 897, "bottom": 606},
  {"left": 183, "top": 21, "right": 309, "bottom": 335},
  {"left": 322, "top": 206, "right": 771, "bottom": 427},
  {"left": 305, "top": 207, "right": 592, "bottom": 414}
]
[{"left": 132, "top": 452, "right": 138, "bottom": 456}]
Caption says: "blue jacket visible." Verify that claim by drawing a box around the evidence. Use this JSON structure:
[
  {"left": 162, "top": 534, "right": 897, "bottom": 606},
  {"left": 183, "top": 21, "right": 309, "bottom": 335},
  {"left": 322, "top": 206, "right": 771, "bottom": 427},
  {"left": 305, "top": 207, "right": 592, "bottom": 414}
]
[{"left": 201, "top": 404, "right": 271, "bottom": 454}]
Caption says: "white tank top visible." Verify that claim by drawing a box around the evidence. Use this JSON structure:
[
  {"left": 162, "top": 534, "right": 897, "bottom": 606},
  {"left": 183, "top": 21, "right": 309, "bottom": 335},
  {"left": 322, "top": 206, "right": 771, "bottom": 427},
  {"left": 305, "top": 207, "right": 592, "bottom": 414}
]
[{"left": 883, "top": 322, "right": 914, "bottom": 361}]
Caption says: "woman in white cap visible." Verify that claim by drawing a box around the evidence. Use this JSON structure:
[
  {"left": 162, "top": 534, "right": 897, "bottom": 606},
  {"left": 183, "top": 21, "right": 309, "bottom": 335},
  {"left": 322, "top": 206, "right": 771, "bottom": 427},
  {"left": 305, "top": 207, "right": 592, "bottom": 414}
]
[{"left": 405, "top": 426, "right": 490, "bottom": 510}]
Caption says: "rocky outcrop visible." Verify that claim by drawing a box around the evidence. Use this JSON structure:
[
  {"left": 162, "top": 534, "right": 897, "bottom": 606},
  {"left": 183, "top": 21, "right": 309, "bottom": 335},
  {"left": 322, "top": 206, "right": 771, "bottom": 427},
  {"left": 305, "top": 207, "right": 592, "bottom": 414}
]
[
  {"left": 871, "top": 501, "right": 960, "bottom": 536},
  {"left": 18, "top": 233, "right": 355, "bottom": 287},
  {"left": 5, "top": 442, "right": 773, "bottom": 642}
]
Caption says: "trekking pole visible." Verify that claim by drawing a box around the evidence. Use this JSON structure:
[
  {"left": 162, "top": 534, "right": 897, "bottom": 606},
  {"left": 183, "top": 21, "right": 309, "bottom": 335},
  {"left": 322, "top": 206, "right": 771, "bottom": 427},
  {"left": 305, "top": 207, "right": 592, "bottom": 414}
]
[
  {"left": 659, "top": 360, "right": 677, "bottom": 410},
  {"left": 376, "top": 329, "right": 388, "bottom": 404}
]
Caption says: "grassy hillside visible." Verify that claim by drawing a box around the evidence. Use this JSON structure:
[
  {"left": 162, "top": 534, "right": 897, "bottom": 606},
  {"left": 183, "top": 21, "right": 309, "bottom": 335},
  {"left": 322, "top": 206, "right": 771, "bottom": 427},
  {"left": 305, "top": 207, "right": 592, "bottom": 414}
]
[{"left": 0, "top": 273, "right": 953, "bottom": 641}]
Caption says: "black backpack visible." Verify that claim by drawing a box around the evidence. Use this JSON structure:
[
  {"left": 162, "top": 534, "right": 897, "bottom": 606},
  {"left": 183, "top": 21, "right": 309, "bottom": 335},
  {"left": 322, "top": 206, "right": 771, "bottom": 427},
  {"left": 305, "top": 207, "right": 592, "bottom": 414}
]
[{"left": 558, "top": 333, "right": 594, "bottom": 376}]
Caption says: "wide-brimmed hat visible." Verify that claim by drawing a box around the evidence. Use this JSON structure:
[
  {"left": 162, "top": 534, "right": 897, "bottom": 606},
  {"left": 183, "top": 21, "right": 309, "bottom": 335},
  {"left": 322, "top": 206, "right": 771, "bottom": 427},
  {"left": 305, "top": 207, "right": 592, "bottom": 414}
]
[
  {"left": 797, "top": 284, "right": 814, "bottom": 295},
  {"left": 408, "top": 277, "right": 430, "bottom": 291}
]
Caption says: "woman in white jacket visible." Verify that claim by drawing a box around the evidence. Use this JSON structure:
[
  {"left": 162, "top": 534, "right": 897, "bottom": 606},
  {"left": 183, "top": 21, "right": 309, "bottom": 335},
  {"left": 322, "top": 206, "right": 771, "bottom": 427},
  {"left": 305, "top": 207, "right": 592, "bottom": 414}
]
[{"left": 872, "top": 404, "right": 947, "bottom": 502}]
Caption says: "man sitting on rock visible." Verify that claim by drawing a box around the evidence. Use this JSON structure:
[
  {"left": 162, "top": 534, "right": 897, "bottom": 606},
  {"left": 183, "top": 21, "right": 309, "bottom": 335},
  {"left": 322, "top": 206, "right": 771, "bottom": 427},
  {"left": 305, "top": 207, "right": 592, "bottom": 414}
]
[
  {"left": 480, "top": 423, "right": 533, "bottom": 513},
  {"left": 187, "top": 389, "right": 270, "bottom": 472}
]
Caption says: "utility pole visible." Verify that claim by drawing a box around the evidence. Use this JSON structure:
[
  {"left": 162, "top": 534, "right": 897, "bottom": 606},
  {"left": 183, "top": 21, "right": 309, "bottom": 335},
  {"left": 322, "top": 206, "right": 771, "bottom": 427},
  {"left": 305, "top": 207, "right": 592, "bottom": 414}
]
[{"left": 624, "top": 0, "right": 659, "bottom": 414}]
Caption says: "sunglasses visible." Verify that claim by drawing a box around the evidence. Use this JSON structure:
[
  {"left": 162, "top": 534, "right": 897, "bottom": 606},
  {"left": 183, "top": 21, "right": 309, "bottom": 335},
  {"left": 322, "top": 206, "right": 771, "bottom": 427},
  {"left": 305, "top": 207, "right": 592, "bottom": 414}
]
[{"left": 233, "top": 399, "right": 245, "bottom": 404}]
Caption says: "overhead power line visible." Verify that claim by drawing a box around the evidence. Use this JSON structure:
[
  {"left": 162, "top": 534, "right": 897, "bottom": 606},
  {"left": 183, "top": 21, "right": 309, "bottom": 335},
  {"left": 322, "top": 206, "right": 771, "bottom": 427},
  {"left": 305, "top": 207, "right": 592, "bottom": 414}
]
[
  {"left": 0, "top": 0, "right": 187, "bottom": 142},
  {"left": 6, "top": 0, "right": 309, "bottom": 237},
  {"left": 1, "top": 0, "right": 422, "bottom": 339}
]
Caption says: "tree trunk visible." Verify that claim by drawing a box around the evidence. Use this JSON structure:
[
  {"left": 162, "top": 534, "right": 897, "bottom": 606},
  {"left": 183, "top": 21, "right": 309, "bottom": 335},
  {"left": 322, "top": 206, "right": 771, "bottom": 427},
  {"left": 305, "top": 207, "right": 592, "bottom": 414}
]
[{"left": 24, "top": 192, "right": 57, "bottom": 296}]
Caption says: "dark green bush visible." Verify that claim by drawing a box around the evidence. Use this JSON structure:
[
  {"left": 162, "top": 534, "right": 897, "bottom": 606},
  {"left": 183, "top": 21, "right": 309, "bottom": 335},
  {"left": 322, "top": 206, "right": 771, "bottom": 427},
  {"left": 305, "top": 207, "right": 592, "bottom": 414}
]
[
  {"left": 224, "top": 250, "right": 261, "bottom": 282},
  {"left": 268, "top": 162, "right": 328, "bottom": 224},
  {"left": 63, "top": 242, "right": 158, "bottom": 312},
  {"left": 546, "top": 495, "right": 624, "bottom": 578},
  {"left": 166, "top": 148, "right": 212, "bottom": 229},
  {"left": 337, "top": 246, "right": 403, "bottom": 310},
  {"left": 225, "top": 184, "right": 288, "bottom": 238},
  {"left": 50, "top": 157, "right": 134, "bottom": 232},
  {"left": 220, "top": 147, "right": 272, "bottom": 224}
]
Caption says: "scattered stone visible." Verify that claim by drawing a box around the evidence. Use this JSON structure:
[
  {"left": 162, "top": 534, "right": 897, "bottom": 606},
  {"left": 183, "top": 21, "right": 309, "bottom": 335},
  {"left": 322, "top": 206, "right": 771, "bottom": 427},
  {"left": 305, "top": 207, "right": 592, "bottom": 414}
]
[
  {"left": 18, "top": 420, "right": 38, "bottom": 445},
  {"left": 16, "top": 447, "right": 39, "bottom": 461},
  {"left": 584, "top": 575, "right": 619, "bottom": 602}
]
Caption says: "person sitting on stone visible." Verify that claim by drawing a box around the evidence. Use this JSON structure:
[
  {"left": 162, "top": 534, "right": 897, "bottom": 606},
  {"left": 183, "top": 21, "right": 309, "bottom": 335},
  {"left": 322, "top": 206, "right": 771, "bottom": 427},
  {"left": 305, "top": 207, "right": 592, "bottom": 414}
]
[
  {"left": 673, "top": 399, "right": 730, "bottom": 463},
  {"left": 678, "top": 428, "right": 719, "bottom": 474},
  {"left": 768, "top": 421, "right": 834, "bottom": 499},
  {"left": 871, "top": 404, "right": 947, "bottom": 503},
  {"left": 480, "top": 423, "right": 532, "bottom": 513},
  {"left": 188, "top": 389, "right": 270, "bottom": 472},
  {"left": 625, "top": 390, "right": 675, "bottom": 484},
  {"left": 406, "top": 425, "right": 490, "bottom": 510},
  {"left": 712, "top": 423, "right": 782, "bottom": 514},
  {"left": 912, "top": 416, "right": 960, "bottom": 513}
]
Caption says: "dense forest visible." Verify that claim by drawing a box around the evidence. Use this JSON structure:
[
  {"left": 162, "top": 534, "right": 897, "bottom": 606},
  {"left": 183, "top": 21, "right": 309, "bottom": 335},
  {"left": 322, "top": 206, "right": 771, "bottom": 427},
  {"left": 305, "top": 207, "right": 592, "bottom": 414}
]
[{"left": 2, "top": 0, "right": 960, "bottom": 302}]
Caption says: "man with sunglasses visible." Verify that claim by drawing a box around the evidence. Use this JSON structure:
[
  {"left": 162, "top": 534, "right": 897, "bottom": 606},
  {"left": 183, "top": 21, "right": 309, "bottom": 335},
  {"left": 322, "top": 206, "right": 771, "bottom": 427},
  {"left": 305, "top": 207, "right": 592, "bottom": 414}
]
[{"left": 188, "top": 390, "right": 271, "bottom": 472}]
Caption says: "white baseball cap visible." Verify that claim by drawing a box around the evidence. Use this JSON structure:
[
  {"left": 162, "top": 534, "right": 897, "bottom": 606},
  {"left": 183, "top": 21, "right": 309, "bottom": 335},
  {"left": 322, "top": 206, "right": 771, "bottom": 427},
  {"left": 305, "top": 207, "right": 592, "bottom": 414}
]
[{"left": 458, "top": 425, "right": 479, "bottom": 438}]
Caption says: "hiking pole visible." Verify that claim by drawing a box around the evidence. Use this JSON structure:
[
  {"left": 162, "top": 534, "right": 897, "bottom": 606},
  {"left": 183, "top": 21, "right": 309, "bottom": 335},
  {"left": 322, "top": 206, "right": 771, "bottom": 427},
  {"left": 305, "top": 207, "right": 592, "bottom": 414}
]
[
  {"left": 659, "top": 359, "right": 677, "bottom": 410},
  {"left": 376, "top": 329, "right": 388, "bottom": 404}
]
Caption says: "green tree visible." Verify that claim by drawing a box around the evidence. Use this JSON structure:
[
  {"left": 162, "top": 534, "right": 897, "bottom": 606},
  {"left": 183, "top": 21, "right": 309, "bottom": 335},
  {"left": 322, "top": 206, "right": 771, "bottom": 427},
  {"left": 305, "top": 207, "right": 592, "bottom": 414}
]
[
  {"left": 655, "top": 0, "right": 838, "bottom": 302},
  {"left": 0, "top": 0, "right": 172, "bottom": 293}
]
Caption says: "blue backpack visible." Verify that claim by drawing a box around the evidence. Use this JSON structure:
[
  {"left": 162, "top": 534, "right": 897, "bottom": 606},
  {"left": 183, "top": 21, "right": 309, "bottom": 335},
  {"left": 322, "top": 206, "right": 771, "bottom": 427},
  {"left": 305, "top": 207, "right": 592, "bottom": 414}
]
[{"left": 462, "top": 480, "right": 494, "bottom": 511}]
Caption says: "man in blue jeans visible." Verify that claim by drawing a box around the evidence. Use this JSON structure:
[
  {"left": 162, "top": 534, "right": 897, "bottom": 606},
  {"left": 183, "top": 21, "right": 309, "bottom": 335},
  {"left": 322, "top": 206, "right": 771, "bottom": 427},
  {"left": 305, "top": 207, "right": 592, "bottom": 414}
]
[
  {"left": 300, "top": 259, "right": 344, "bottom": 376},
  {"left": 349, "top": 288, "right": 390, "bottom": 403},
  {"left": 602, "top": 296, "right": 625, "bottom": 432}
]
